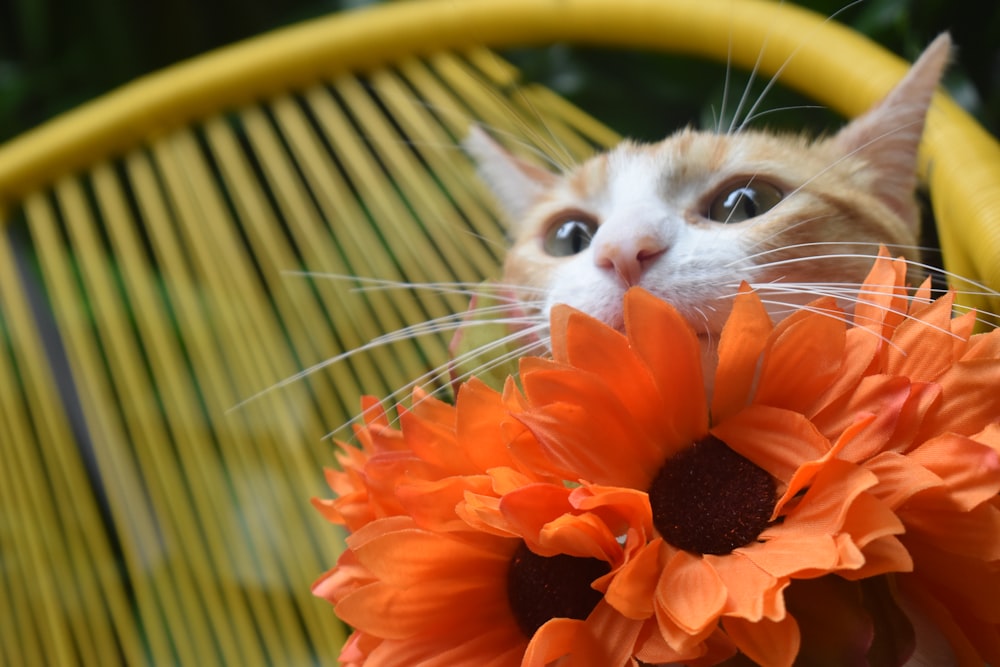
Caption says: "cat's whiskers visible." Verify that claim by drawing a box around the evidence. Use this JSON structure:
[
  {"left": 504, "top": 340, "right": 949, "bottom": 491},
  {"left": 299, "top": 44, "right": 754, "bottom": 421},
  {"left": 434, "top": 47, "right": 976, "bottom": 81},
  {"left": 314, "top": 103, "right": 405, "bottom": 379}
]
[
  {"left": 742, "top": 213, "right": 838, "bottom": 249},
  {"left": 231, "top": 274, "right": 547, "bottom": 411},
  {"left": 736, "top": 241, "right": 940, "bottom": 265},
  {"left": 285, "top": 271, "right": 547, "bottom": 301},
  {"left": 732, "top": 0, "right": 868, "bottom": 133},
  {"left": 739, "top": 104, "right": 829, "bottom": 128},
  {"left": 323, "top": 321, "right": 551, "bottom": 441},
  {"left": 743, "top": 250, "right": 1000, "bottom": 303},
  {"left": 749, "top": 279, "right": 986, "bottom": 342},
  {"left": 752, "top": 296, "right": 912, "bottom": 353}
]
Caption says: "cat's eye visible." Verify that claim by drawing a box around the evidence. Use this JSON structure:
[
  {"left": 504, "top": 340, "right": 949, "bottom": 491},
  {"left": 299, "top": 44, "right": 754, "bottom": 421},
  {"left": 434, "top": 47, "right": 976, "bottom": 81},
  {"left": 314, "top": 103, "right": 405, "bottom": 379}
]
[
  {"left": 707, "top": 180, "right": 783, "bottom": 223},
  {"left": 543, "top": 214, "right": 599, "bottom": 256}
]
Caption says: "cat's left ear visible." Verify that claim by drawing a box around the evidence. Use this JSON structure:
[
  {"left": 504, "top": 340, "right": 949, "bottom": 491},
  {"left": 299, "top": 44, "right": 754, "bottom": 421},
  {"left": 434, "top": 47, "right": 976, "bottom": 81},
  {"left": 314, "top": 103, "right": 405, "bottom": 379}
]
[
  {"left": 464, "top": 125, "right": 559, "bottom": 226},
  {"left": 830, "top": 33, "right": 952, "bottom": 227}
]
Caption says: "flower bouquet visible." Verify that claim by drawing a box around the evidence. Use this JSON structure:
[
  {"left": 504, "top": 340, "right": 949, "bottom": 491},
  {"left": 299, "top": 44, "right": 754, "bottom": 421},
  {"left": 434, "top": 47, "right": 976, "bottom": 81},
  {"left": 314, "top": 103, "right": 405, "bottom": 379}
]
[{"left": 313, "top": 251, "right": 1000, "bottom": 666}]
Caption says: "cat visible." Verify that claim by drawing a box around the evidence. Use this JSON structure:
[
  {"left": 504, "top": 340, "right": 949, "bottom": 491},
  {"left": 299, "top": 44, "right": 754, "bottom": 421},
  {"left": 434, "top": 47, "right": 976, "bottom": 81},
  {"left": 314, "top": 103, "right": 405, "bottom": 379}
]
[
  {"left": 462, "top": 32, "right": 958, "bottom": 667},
  {"left": 463, "top": 33, "right": 952, "bottom": 372}
]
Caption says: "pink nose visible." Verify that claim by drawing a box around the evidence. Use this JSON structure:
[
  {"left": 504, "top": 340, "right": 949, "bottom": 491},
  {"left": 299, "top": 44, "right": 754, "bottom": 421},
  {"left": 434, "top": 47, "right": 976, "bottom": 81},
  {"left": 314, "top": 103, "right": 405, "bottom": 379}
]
[{"left": 593, "top": 236, "right": 667, "bottom": 287}]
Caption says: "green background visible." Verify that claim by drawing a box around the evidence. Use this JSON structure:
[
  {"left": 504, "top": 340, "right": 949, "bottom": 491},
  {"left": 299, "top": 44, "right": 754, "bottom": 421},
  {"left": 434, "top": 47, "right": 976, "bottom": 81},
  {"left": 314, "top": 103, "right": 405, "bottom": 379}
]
[{"left": 2, "top": 0, "right": 998, "bottom": 144}]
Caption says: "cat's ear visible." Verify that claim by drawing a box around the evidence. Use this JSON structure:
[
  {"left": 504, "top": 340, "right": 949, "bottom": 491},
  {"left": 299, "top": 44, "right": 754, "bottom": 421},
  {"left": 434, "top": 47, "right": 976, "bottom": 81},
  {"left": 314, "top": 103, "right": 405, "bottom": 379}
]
[
  {"left": 464, "top": 125, "right": 558, "bottom": 225},
  {"left": 830, "top": 33, "right": 951, "bottom": 227}
]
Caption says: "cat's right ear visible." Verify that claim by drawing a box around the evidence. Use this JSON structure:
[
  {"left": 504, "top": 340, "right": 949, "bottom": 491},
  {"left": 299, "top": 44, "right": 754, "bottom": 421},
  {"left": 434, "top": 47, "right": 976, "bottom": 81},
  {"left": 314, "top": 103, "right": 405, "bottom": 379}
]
[{"left": 464, "top": 125, "right": 558, "bottom": 226}]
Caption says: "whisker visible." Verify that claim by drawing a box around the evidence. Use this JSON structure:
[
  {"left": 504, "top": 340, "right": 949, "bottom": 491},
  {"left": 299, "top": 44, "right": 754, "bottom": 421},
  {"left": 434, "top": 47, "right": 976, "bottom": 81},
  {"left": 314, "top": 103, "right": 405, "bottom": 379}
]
[
  {"left": 741, "top": 251, "right": 1000, "bottom": 300},
  {"left": 230, "top": 299, "right": 544, "bottom": 411},
  {"left": 734, "top": 0, "right": 869, "bottom": 133},
  {"left": 736, "top": 240, "right": 941, "bottom": 264},
  {"left": 282, "top": 271, "right": 549, "bottom": 299},
  {"left": 744, "top": 213, "right": 836, "bottom": 245},
  {"left": 727, "top": 20, "right": 771, "bottom": 135},
  {"left": 751, "top": 282, "right": 975, "bottom": 340},
  {"left": 740, "top": 104, "right": 829, "bottom": 128},
  {"left": 716, "top": 18, "right": 735, "bottom": 134},
  {"left": 323, "top": 322, "right": 551, "bottom": 440},
  {"left": 753, "top": 297, "right": 907, "bottom": 352}
]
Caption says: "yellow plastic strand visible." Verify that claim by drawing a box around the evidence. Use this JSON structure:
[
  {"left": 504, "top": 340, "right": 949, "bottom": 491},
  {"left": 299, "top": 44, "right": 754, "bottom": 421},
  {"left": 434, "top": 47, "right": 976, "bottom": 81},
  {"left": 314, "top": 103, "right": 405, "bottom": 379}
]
[{"left": 148, "top": 129, "right": 343, "bottom": 660}]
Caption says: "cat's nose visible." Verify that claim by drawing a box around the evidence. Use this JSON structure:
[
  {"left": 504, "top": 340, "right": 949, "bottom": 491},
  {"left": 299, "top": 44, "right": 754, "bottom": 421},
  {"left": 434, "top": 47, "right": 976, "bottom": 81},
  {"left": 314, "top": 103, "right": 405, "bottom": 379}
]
[{"left": 593, "top": 235, "right": 667, "bottom": 287}]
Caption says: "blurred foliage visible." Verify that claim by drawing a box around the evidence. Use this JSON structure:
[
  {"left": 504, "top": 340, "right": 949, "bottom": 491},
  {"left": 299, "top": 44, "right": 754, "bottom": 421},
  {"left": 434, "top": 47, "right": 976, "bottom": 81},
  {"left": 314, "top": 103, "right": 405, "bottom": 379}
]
[
  {"left": 506, "top": 0, "right": 1000, "bottom": 141},
  {"left": 1, "top": 0, "right": 998, "bottom": 144}
]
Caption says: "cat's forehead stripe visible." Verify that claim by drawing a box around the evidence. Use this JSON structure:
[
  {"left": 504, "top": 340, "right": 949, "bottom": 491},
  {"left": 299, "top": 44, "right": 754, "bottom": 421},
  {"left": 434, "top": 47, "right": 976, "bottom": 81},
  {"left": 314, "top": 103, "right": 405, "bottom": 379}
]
[{"left": 566, "top": 153, "right": 609, "bottom": 199}]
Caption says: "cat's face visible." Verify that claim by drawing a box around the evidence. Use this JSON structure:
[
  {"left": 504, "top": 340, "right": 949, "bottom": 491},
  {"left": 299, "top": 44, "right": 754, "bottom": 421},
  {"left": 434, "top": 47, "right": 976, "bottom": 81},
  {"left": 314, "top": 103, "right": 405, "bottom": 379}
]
[
  {"left": 466, "top": 34, "right": 950, "bottom": 340},
  {"left": 497, "top": 128, "right": 919, "bottom": 339}
]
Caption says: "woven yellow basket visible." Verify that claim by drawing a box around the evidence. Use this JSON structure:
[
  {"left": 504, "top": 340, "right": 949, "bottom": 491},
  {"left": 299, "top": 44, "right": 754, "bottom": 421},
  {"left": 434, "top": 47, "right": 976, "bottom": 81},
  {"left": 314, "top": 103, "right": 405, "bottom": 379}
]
[{"left": 0, "top": 1, "right": 996, "bottom": 664}]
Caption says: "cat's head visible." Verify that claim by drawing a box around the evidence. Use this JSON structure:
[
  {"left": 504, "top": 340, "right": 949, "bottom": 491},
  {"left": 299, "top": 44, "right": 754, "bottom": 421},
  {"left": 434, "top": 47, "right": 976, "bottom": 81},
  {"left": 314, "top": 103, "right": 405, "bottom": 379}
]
[{"left": 465, "top": 34, "right": 951, "bottom": 340}]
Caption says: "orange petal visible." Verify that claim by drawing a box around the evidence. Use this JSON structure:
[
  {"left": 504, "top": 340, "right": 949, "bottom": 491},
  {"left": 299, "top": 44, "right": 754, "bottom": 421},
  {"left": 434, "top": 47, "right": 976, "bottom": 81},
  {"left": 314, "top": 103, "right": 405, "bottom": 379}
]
[
  {"left": 737, "top": 532, "right": 839, "bottom": 579},
  {"left": 547, "top": 303, "right": 576, "bottom": 365},
  {"left": 722, "top": 614, "right": 800, "bottom": 667},
  {"left": 560, "top": 305, "right": 688, "bottom": 447},
  {"left": 523, "top": 602, "right": 640, "bottom": 667},
  {"left": 862, "top": 451, "right": 944, "bottom": 509},
  {"left": 902, "top": 502, "right": 1000, "bottom": 562},
  {"left": 754, "top": 299, "right": 847, "bottom": 415},
  {"left": 516, "top": 387, "right": 664, "bottom": 487},
  {"left": 396, "top": 475, "right": 494, "bottom": 532},
  {"left": 605, "top": 541, "right": 662, "bottom": 619},
  {"left": 777, "top": 414, "right": 874, "bottom": 515},
  {"left": 837, "top": 534, "right": 913, "bottom": 580},
  {"left": 712, "top": 284, "right": 773, "bottom": 421},
  {"left": 907, "top": 432, "right": 1000, "bottom": 511},
  {"left": 887, "top": 292, "right": 964, "bottom": 382},
  {"left": 780, "top": 461, "right": 881, "bottom": 537},
  {"left": 624, "top": 288, "right": 709, "bottom": 443},
  {"left": 705, "top": 551, "right": 786, "bottom": 622},
  {"left": 455, "top": 378, "right": 521, "bottom": 471},
  {"left": 712, "top": 404, "right": 831, "bottom": 484},
  {"left": 655, "top": 550, "right": 727, "bottom": 635},
  {"left": 919, "top": 358, "right": 1000, "bottom": 441},
  {"left": 569, "top": 484, "right": 655, "bottom": 543},
  {"left": 812, "top": 374, "right": 916, "bottom": 460},
  {"left": 852, "top": 250, "right": 909, "bottom": 338}
]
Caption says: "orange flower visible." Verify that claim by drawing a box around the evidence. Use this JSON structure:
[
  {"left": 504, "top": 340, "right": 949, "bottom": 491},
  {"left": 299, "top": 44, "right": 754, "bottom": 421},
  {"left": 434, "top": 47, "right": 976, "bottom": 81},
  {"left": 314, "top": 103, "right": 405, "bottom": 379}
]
[
  {"left": 509, "top": 251, "right": 1000, "bottom": 664},
  {"left": 315, "top": 250, "right": 1000, "bottom": 665},
  {"left": 314, "top": 381, "right": 667, "bottom": 664}
]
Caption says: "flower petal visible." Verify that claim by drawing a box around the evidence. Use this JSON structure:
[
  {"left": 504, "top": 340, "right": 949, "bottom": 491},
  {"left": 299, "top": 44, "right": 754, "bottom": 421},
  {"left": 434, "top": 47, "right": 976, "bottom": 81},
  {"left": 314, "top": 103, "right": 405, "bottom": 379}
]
[
  {"left": 655, "top": 550, "right": 727, "bottom": 635},
  {"left": 605, "top": 541, "right": 661, "bottom": 619},
  {"left": 722, "top": 614, "right": 800, "bottom": 667},
  {"left": 712, "top": 284, "right": 773, "bottom": 420},
  {"left": 907, "top": 432, "right": 1000, "bottom": 511},
  {"left": 705, "top": 551, "right": 787, "bottom": 622},
  {"left": 754, "top": 299, "right": 847, "bottom": 414},
  {"left": 712, "top": 405, "right": 831, "bottom": 484},
  {"left": 624, "top": 288, "right": 709, "bottom": 444},
  {"left": 920, "top": 357, "right": 1000, "bottom": 439},
  {"left": 887, "top": 292, "right": 965, "bottom": 382}
]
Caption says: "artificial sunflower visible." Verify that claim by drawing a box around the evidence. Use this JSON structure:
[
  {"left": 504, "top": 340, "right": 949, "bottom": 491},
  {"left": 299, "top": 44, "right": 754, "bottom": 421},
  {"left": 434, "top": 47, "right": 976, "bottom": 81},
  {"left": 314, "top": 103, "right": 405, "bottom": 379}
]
[
  {"left": 314, "top": 380, "right": 668, "bottom": 665},
  {"left": 315, "top": 250, "right": 1000, "bottom": 665},
  {"left": 510, "top": 251, "right": 1000, "bottom": 664}
]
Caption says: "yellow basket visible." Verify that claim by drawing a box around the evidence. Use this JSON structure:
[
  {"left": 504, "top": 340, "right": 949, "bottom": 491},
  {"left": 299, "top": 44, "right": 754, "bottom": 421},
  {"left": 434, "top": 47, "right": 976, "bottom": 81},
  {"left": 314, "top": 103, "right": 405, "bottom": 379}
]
[{"left": 0, "top": 1, "right": 997, "bottom": 664}]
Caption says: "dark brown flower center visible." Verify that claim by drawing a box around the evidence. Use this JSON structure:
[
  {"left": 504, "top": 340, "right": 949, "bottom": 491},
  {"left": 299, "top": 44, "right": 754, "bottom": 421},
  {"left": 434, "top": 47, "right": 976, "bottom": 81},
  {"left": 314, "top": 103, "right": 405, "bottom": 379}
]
[
  {"left": 648, "top": 435, "right": 776, "bottom": 555},
  {"left": 507, "top": 541, "right": 610, "bottom": 638}
]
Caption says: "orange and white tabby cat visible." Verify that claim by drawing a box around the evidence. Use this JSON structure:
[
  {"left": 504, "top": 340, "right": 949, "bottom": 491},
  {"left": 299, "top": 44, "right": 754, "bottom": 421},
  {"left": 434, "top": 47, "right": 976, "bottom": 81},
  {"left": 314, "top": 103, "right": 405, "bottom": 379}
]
[
  {"left": 464, "top": 34, "right": 951, "bottom": 372},
  {"left": 466, "top": 34, "right": 956, "bottom": 666}
]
